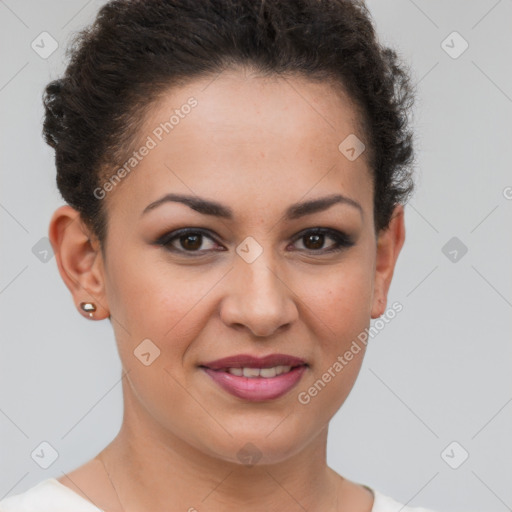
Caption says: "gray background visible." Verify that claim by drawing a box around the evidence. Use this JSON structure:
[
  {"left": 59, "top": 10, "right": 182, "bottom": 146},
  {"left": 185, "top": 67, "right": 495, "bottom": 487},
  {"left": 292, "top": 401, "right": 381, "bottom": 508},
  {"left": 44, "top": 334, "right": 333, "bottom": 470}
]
[{"left": 1, "top": 1, "right": 511, "bottom": 511}]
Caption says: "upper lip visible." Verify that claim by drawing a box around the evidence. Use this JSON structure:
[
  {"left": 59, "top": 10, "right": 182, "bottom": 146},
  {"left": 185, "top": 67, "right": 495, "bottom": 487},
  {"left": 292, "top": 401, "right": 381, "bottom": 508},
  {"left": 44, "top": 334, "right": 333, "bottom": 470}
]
[{"left": 199, "top": 353, "right": 308, "bottom": 370}]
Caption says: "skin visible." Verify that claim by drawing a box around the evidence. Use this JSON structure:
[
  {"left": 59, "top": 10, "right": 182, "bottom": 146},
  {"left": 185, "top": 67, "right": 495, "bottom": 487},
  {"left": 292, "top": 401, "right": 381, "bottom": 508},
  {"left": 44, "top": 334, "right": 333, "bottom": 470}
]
[{"left": 49, "top": 67, "right": 405, "bottom": 512}]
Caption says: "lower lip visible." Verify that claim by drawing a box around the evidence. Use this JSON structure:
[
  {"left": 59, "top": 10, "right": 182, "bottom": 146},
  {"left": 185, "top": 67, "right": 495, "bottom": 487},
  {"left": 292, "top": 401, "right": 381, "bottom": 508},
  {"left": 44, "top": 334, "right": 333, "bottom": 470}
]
[{"left": 202, "top": 366, "right": 308, "bottom": 401}]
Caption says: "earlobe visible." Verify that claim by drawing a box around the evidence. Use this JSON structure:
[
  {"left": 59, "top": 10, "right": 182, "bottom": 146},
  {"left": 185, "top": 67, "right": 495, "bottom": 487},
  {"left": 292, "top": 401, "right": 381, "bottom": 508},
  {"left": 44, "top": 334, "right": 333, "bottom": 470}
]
[
  {"left": 370, "top": 204, "right": 406, "bottom": 319},
  {"left": 48, "top": 205, "right": 110, "bottom": 320}
]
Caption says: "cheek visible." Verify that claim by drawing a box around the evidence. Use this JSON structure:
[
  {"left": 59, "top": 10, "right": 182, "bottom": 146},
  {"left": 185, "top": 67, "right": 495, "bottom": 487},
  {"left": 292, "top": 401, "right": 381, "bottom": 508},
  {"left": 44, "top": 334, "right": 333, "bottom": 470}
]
[
  {"left": 104, "top": 257, "right": 217, "bottom": 434},
  {"left": 294, "top": 262, "right": 372, "bottom": 412},
  {"left": 301, "top": 260, "right": 373, "bottom": 339},
  {"left": 106, "top": 253, "right": 218, "bottom": 360}
]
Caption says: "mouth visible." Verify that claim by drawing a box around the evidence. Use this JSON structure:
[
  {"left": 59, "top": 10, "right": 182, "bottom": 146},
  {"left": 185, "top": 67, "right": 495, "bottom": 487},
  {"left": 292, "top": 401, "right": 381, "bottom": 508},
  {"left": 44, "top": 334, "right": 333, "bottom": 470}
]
[
  {"left": 208, "top": 364, "right": 304, "bottom": 378},
  {"left": 199, "top": 353, "right": 308, "bottom": 371},
  {"left": 198, "top": 354, "right": 309, "bottom": 401}
]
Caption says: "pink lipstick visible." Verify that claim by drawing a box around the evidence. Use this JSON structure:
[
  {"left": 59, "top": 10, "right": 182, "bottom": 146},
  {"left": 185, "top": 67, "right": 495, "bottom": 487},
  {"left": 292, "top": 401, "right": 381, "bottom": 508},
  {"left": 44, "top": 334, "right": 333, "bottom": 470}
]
[{"left": 199, "top": 353, "right": 308, "bottom": 401}]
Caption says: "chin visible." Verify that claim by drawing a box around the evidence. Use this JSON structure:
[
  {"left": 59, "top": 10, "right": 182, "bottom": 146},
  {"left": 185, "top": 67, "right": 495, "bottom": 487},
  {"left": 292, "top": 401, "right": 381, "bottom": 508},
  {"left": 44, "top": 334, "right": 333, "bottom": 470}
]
[{"left": 193, "top": 424, "right": 313, "bottom": 467}]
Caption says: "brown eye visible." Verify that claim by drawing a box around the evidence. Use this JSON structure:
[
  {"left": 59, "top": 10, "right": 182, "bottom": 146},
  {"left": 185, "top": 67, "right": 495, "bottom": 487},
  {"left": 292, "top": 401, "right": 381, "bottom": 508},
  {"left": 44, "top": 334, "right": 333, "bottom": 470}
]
[
  {"left": 156, "top": 227, "right": 354, "bottom": 257},
  {"left": 302, "top": 233, "right": 324, "bottom": 250},
  {"left": 291, "top": 228, "right": 354, "bottom": 253},
  {"left": 156, "top": 228, "right": 221, "bottom": 255},
  {"left": 179, "top": 233, "right": 203, "bottom": 251}
]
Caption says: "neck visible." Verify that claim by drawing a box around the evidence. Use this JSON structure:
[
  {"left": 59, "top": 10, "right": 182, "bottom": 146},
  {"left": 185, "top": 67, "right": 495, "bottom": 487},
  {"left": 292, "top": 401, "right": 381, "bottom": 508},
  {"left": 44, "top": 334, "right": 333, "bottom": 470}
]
[{"left": 98, "top": 383, "right": 342, "bottom": 512}]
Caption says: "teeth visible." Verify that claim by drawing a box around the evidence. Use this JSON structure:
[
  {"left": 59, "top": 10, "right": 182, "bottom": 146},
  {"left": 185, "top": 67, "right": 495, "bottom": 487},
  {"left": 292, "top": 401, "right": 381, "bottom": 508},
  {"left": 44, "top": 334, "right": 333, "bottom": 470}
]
[
  {"left": 259, "top": 367, "right": 277, "bottom": 378},
  {"left": 227, "top": 365, "right": 293, "bottom": 378},
  {"left": 243, "top": 367, "right": 261, "bottom": 378}
]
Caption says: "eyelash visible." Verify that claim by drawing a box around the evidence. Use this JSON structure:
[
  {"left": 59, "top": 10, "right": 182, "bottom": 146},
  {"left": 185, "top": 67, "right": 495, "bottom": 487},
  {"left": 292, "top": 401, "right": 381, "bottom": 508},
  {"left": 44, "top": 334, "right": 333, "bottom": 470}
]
[{"left": 155, "top": 227, "right": 355, "bottom": 256}]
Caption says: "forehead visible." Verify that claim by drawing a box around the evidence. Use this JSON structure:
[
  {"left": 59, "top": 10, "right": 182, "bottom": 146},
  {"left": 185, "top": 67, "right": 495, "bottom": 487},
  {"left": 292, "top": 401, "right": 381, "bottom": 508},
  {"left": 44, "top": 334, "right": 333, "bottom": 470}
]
[{"left": 103, "top": 69, "right": 373, "bottom": 220}]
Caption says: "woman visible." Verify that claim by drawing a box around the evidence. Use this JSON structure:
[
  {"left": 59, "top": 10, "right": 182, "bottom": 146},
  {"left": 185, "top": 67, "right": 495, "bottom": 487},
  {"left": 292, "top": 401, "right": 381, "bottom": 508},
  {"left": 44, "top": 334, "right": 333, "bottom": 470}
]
[{"left": 0, "top": 0, "right": 439, "bottom": 510}]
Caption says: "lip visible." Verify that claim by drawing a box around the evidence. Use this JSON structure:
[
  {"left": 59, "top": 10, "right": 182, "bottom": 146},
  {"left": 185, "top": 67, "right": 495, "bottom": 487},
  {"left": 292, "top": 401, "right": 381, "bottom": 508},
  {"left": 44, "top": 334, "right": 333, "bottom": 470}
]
[
  {"left": 199, "top": 353, "right": 307, "bottom": 370},
  {"left": 202, "top": 366, "right": 307, "bottom": 401},
  {"left": 199, "top": 353, "right": 308, "bottom": 402}
]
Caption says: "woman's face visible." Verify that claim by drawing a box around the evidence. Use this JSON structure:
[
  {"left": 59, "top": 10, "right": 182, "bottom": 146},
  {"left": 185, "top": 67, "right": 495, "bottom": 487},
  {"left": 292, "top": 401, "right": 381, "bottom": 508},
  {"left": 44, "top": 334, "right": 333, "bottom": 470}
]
[{"left": 62, "top": 69, "right": 404, "bottom": 464}]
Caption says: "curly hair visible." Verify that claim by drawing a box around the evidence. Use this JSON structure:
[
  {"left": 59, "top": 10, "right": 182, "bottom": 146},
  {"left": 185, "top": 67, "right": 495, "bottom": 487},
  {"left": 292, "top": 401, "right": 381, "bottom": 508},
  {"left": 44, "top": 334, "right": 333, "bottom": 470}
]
[{"left": 42, "top": 0, "right": 416, "bottom": 250}]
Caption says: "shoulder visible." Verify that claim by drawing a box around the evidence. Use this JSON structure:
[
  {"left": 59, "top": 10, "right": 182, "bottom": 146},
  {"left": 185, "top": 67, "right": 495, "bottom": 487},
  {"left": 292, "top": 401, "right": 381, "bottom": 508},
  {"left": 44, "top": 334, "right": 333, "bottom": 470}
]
[
  {"left": 368, "top": 486, "right": 440, "bottom": 512},
  {"left": 0, "top": 478, "right": 103, "bottom": 512}
]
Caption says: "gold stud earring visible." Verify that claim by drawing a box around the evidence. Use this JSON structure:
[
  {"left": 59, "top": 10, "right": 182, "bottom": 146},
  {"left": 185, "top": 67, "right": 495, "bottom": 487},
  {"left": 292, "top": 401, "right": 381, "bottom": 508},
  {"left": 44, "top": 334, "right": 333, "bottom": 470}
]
[{"left": 80, "top": 302, "right": 97, "bottom": 318}]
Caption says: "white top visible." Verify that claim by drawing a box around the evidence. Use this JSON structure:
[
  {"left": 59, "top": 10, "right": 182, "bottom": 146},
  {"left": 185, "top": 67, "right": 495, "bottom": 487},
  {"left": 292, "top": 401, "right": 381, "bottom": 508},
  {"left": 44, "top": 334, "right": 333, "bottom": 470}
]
[{"left": 0, "top": 478, "right": 439, "bottom": 511}]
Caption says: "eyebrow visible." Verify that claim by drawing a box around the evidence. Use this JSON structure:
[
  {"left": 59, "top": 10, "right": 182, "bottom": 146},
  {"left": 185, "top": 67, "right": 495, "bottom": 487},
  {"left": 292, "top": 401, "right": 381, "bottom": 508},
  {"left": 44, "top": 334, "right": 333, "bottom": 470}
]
[{"left": 141, "top": 193, "right": 363, "bottom": 221}]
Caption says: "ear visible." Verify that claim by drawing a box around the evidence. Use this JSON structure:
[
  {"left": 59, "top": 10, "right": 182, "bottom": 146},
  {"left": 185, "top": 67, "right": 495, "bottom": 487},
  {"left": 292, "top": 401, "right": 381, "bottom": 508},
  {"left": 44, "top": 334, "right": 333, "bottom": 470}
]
[
  {"left": 48, "top": 205, "right": 110, "bottom": 321},
  {"left": 370, "top": 203, "right": 406, "bottom": 319}
]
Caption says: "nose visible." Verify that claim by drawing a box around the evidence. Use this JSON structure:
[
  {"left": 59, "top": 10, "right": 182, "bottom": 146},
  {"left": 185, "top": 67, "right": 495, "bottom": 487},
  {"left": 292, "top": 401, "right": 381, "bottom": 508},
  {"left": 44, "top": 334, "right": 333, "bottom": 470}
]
[{"left": 219, "top": 250, "right": 298, "bottom": 338}]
